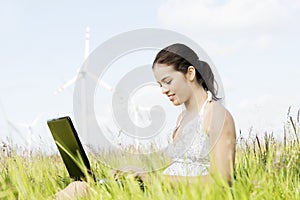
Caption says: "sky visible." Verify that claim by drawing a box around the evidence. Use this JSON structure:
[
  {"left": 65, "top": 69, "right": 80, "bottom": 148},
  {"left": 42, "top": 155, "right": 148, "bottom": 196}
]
[{"left": 0, "top": 0, "right": 299, "bottom": 152}]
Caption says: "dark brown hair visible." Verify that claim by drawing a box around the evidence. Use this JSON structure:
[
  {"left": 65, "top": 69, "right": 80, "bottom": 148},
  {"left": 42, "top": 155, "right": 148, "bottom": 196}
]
[{"left": 152, "top": 43, "right": 220, "bottom": 101}]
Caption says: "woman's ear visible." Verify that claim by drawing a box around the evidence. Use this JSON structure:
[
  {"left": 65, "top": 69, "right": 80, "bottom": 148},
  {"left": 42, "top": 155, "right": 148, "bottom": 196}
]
[{"left": 186, "top": 66, "right": 196, "bottom": 81}]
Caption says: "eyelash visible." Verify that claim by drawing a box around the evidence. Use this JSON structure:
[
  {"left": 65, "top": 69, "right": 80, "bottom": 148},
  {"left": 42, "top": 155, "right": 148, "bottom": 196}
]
[{"left": 159, "top": 80, "right": 172, "bottom": 87}]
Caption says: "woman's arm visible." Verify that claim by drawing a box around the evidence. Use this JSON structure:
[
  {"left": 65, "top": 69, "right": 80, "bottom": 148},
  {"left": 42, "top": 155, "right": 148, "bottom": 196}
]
[{"left": 205, "top": 105, "right": 236, "bottom": 184}]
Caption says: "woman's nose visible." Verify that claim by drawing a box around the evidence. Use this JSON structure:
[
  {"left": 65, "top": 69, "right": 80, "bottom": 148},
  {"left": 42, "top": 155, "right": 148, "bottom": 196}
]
[{"left": 161, "top": 85, "right": 169, "bottom": 94}]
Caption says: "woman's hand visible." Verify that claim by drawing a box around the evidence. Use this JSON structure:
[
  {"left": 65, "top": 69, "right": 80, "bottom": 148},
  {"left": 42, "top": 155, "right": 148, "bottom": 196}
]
[
  {"left": 126, "top": 170, "right": 146, "bottom": 181},
  {"left": 111, "top": 166, "right": 145, "bottom": 181}
]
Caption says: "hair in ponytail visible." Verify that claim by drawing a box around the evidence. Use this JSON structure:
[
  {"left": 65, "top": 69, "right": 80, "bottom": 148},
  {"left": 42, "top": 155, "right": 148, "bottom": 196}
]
[{"left": 152, "top": 43, "right": 220, "bottom": 101}]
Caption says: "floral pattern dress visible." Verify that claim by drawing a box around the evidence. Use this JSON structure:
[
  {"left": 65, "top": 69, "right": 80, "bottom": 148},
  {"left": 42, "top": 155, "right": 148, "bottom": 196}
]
[{"left": 162, "top": 92, "right": 212, "bottom": 176}]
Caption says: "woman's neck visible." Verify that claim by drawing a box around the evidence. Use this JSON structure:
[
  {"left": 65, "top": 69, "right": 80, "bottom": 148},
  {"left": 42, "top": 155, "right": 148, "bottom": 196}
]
[{"left": 184, "top": 86, "right": 208, "bottom": 115}]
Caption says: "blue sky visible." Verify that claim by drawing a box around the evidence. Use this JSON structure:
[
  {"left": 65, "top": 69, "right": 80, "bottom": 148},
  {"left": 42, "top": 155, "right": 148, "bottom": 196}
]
[{"left": 0, "top": 0, "right": 299, "bottom": 151}]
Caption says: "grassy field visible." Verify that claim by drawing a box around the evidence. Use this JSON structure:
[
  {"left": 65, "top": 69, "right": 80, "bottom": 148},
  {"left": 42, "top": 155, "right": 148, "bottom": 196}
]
[{"left": 0, "top": 115, "right": 299, "bottom": 199}]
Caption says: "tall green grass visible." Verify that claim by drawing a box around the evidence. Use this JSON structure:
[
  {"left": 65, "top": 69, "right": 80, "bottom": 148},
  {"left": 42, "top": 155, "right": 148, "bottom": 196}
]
[{"left": 0, "top": 113, "right": 299, "bottom": 199}]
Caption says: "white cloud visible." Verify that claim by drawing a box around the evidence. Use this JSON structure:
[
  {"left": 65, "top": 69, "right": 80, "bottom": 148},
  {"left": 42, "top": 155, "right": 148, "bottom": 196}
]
[
  {"left": 157, "top": 0, "right": 300, "bottom": 55},
  {"left": 203, "top": 34, "right": 272, "bottom": 56},
  {"left": 158, "top": 0, "right": 299, "bottom": 32}
]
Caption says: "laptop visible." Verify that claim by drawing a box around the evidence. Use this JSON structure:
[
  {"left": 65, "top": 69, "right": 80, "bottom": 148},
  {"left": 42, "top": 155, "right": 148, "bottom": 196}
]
[
  {"left": 47, "top": 116, "right": 144, "bottom": 190},
  {"left": 47, "top": 116, "right": 94, "bottom": 181}
]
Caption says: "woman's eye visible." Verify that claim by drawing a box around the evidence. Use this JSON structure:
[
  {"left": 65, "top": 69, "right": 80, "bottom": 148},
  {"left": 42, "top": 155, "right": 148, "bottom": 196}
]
[
  {"left": 158, "top": 79, "right": 172, "bottom": 87},
  {"left": 166, "top": 80, "right": 172, "bottom": 84}
]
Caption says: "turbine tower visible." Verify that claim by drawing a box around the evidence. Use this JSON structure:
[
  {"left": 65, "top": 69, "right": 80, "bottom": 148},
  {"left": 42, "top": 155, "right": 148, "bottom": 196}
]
[
  {"left": 84, "top": 26, "right": 90, "bottom": 61},
  {"left": 53, "top": 26, "right": 113, "bottom": 144},
  {"left": 80, "top": 25, "right": 90, "bottom": 143}
]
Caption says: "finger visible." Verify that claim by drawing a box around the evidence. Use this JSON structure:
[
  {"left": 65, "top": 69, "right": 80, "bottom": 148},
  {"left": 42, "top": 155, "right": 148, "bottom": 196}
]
[{"left": 112, "top": 169, "right": 122, "bottom": 180}]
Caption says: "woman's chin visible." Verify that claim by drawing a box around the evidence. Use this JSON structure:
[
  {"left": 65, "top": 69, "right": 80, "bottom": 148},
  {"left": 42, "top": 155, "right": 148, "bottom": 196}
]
[{"left": 172, "top": 100, "right": 181, "bottom": 106}]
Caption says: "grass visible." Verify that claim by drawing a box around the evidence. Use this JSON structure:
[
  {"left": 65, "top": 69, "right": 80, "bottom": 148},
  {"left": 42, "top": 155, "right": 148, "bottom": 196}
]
[{"left": 0, "top": 113, "right": 299, "bottom": 199}]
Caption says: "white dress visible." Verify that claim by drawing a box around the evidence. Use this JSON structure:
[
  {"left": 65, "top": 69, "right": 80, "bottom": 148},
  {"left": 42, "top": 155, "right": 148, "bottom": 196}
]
[{"left": 162, "top": 93, "right": 212, "bottom": 176}]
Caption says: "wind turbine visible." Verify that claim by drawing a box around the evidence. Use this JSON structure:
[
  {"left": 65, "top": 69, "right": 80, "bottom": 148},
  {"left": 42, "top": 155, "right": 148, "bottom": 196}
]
[
  {"left": 9, "top": 114, "right": 44, "bottom": 151},
  {"left": 53, "top": 26, "right": 113, "bottom": 143},
  {"left": 0, "top": 100, "right": 40, "bottom": 150},
  {"left": 54, "top": 26, "right": 113, "bottom": 96},
  {"left": 129, "top": 99, "right": 153, "bottom": 152},
  {"left": 0, "top": 100, "right": 23, "bottom": 145}
]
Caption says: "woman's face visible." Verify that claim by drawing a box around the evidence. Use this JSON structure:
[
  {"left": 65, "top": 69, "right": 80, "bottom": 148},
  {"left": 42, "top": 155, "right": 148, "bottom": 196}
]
[{"left": 153, "top": 63, "right": 193, "bottom": 106}]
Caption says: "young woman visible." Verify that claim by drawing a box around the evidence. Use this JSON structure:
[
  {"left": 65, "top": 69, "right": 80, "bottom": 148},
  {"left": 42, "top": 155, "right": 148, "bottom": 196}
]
[
  {"left": 54, "top": 43, "right": 236, "bottom": 199},
  {"left": 150, "top": 43, "right": 236, "bottom": 183}
]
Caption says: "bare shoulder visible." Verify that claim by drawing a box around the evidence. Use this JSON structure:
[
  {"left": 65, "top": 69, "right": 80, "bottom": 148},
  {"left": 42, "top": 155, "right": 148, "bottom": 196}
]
[
  {"left": 224, "top": 108, "right": 236, "bottom": 135},
  {"left": 203, "top": 101, "right": 236, "bottom": 138}
]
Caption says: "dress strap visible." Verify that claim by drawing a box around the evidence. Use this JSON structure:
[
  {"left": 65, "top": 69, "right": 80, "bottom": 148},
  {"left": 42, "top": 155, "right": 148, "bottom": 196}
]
[
  {"left": 199, "top": 90, "right": 212, "bottom": 117},
  {"left": 175, "top": 112, "right": 184, "bottom": 129},
  {"left": 172, "top": 90, "right": 212, "bottom": 140}
]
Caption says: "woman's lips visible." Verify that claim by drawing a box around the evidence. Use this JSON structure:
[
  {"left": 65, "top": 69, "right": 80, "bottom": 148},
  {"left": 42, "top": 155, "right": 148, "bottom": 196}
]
[{"left": 168, "top": 94, "right": 175, "bottom": 101}]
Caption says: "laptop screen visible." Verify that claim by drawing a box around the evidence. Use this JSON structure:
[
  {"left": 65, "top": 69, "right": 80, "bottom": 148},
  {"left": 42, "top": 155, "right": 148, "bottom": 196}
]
[{"left": 47, "top": 116, "right": 92, "bottom": 180}]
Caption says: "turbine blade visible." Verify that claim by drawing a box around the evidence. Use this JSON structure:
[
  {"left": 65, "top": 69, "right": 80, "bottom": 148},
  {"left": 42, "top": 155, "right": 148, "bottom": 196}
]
[
  {"left": 53, "top": 76, "right": 77, "bottom": 95},
  {"left": 7, "top": 120, "right": 22, "bottom": 133},
  {"left": 84, "top": 71, "right": 113, "bottom": 91},
  {"left": 7, "top": 121, "right": 29, "bottom": 142},
  {"left": 99, "top": 80, "right": 113, "bottom": 91},
  {"left": 31, "top": 113, "right": 44, "bottom": 126}
]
